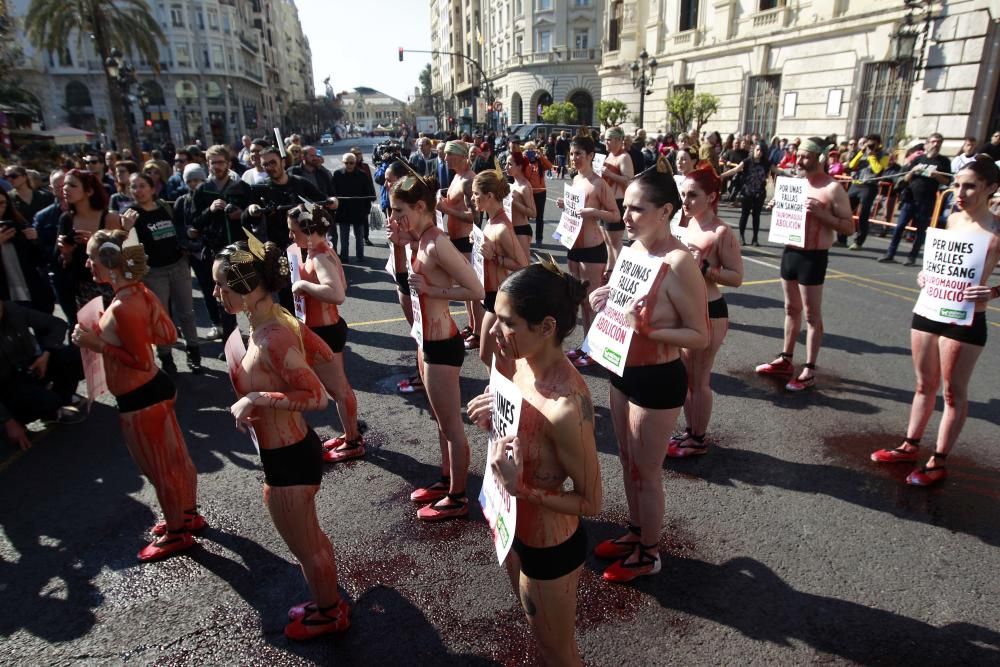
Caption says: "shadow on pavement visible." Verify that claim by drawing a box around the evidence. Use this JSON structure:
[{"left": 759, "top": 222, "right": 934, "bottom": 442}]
[{"left": 729, "top": 321, "right": 912, "bottom": 358}]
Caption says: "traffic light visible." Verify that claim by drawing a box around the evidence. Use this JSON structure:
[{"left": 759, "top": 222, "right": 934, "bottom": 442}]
[
  {"left": 144, "top": 119, "right": 153, "bottom": 127},
  {"left": 398, "top": 47, "right": 404, "bottom": 62}
]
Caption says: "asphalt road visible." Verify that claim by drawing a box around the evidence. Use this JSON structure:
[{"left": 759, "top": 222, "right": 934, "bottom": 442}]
[{"left": 1, "top": 138, "right": 998, "bottom": 665}]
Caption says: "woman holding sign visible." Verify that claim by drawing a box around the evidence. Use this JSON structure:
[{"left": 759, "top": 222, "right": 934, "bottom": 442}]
[
  {"left": 472, "top": 170, "right": 530, "bottom": 373},
  {"left": 212, "top": 234, "right": 349, "bottom": 640},
  {"left": 505, "top": 152, "right": 537, "bottom": 258},
  {"left": 287, "top": 206, "right": 364, "bottom": 463},
  {"left": 467, "top": 262, "right": 601, "bottom": 666},
  {"left": 871, "top": 156, "right": 1000, "bottom": 486},
  {"left": 588, "top": 158, "right": 709, "bottom": 582},
  {"left": 390, "top": 172, "right": 485, "bottom": 521},
  {"left": 669, "top": 167, "right": 743, "bottom": 457},
  {"left": 557, "top": 135, "right": 621, "bottom": 368},
  {"left": 71, "top": 229, "right": 201, "bottom": 563}
]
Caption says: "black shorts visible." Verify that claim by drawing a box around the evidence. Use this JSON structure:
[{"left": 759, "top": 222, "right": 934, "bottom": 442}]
[
  {"left": 780, "top": 247, "right": 829, "bottom": 286},
  {"left": 513, "top": 523, "right": 587, "bottom": 581},
  {"left": 396, "top": 271, "right": 410, "bottom": 294},
  {"left": 514, "top": 224, "right": 532, "bottom": 237},
  {"left": 422, "top": 333, "right": 465, "bottom": 367},
  {"left": 116, "top": 371, "right": 176, "bottom": 413},
  {"left": 911, "top": 311, "right": 987, "bottom": 347},
  {"left": 708, "top": 296, "right": 729, "bottom": 320},
  {"left": 311, "top": 318, "right": 348, "bottom": 354},
  {"left": 610, "top": 358, "right": 688, "bottom": 409},
  {"left": 567, "top": 242, "right": 609, "bottom": 264},
  {"left": 483, "top": 290, "right": 497, "bottom": 313},
  {"left": 453, "top": 236, "right": 473, "bottom": 254},
  {"left": 259, "top": 428, "right": 324, "bottom": 487},
  {"left": 600, "top": 199, "right": 626, "bottom": 232}
]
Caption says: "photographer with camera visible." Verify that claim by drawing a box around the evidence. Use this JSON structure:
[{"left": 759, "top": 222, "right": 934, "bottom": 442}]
[
  {"left": 1, "top": 188, "right": 54, "bottom": 314},
  {"left": 0, "top": 299, "right": 86, "bottom": 450}
]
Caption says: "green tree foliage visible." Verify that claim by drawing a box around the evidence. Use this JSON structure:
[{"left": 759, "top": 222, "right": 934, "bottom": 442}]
[
  {"left": 666, "top": 89, "right": 720, "bottom": 136},
  {"left": 596, "top": 100, "right": 630, "bottom": 128},
  {"left": 540, "top": 102, "right": 577, "bottom": 125},
  {"left": 25, "top": 0, "right": 165, "bottom": 153}
]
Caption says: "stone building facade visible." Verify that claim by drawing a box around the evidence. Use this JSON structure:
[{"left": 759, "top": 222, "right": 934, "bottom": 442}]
[
  {"left": 598, "top": 0, "right": 999, "bottom": 152},
  {"left": 337, "top": 87, "right": 407, "bottom": 134},
  {"left": 430, "top": 0, "right": 605, "bottom": 133},
  {"left": 9, "top": 0, "right": 314, "bottom": 148}
]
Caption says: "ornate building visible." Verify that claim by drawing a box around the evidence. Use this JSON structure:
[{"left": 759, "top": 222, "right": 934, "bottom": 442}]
[
  {"left": 599, "top": 0, "right": 1000, "bottom": 150},
  {"left": 337, "top": 87, "right": 407, "bottom": 134},
  {"left": 430, "top": 0, "right": 605, "bottom": 133},
  {"left": 9, "top": 0, "right": 314, "bottom": 147}
]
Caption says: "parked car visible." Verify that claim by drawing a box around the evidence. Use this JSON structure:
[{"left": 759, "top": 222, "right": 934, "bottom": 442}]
[{"left": 320, "top": 133, "right": 334, "bottom": 145}]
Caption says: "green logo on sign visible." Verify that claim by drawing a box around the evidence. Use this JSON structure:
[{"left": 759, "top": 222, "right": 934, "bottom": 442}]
[
  {"left": 789, "top": 234, "right": 802, "bottom": 242},
  {"left": 602, "top": 348, "right": 622, "bottom": 367},
  {"left": 496, "top": 516, "right": 510, "bottom": 547},
  {"left": 939, "top": 308, "right": 964, "bottom": 320}
]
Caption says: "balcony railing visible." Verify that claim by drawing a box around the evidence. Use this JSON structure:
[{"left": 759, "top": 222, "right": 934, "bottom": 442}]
[
  {"left": 239, "top": 33, "right": 258, "bottom": 52},
  {"left": 744, "top": 5, "right": 792, "bottom": 33},
  {"left": 672, "top": 29, "right": 702, "bottom": 47}
]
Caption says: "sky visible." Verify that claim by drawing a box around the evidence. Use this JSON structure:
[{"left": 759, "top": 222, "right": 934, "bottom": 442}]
[{"left": 296, "top": 0, "right": 433, "bottom": 102}]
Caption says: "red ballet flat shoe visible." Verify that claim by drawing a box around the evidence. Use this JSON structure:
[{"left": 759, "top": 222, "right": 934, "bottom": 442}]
[
  {"left": 755, "top": 353, "right": 794, "bottom": 377},
  {"left": 137, "top": 530, "right": 194, "bottom": 562},
  {"left": 288, "top": 600, "right": 317, "bottom": 621},
  {"left": 667, "top": 438, "right": 709, "bottom": 458},
  {"left": 323, "top": 437, "right": 365, "bottom": 463},
  {"left": 397, "top": 375, "right": 424, "bottom": 394},
  {"left": 906, "top": 455, "right": 947, "bottom": 486},
  {"left": 410, "top": 478, "right": 450, "bottom": 503},
  {"left": 284, "top": 598, "right": 350, "bottom": 640},
  {"left": 417, "top": 495, "right": 468, "bottom": 521},
  {"left": 871, "top": 439, "right": 920, "bottom": 464},
  {"left": 151, "top": 511, "right": 207, "bottom": 537},
  {"left": 572, "top": 353, "right": 595, "bottom": 368},
  {"left": 594, "top": 524, "right": 641, "bottom": 560},
  {"left": 602, "top": 544, "right": 661, "bottom": 584}
]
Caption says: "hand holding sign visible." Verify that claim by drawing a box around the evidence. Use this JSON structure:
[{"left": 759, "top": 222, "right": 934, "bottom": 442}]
[
  {"left": 479, "top": 363, "right": 522, "bottom": 564},
  {"left": 490, "top": 434, "right": 522, "bottom": 496}
]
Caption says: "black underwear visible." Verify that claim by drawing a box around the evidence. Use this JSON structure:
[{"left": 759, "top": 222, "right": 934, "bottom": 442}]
[
  {"left": 422, "top": 333, "right": 465, "bottom": 367},
  {"left": 259, "top": 428, "right": 323, "bottom": 487},
  {"left": 780, "top": 247, "right": 829, "bottom": 286},
  {"left": 911, "top": 311, "right": 987, "bottom": 347},
  {"left": 514, "top": 224, "right": 533, "bottom": 237},
  {"left": 116, "top": 370, "right": 176, "bottom": 413},
  {"left": 610, "top": 358, "right": 688, "bottom": 410},
  {"left": 483, "top": 290, "right": 497, "bottom": 313},
  {"left": 311, "top": 318, "right": 348, "bottom": 354},
  {"left": 708, "top": 296, "right": 729, "bottom": 320},
  {"left": 567, "top": 242, "right": 609, "bottom": 264},
  {"left": 453, "top": 236, "right": 473, "bottom": 254},
  {"left": 396, "top": 271, "right": 410, "bottom": 294},
  {"left": 513, "top": 522, "right": 587, "bottom": 581}
]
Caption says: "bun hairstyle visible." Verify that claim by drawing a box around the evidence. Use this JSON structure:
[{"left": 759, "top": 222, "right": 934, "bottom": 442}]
[
  {"left": 632, "top": 155, "right": 682, "bottom": 215},
  {"left": 958, "top": 154, "right": 1000, "bottom": 186},
  {"left": 499, "top": 258, "right": 589, "bottom": 344},
  {"left": 570, "top": 135, "right": 596, "bottom": 156},
  {"left": 289, "top": 204, "right": 331, "bottom": 235},
  {"left": 473, "top": 170, "right": 511, "bottom": 201},
  {"left": 217, "top": 236, "right": 291, "bottom": 295},
  {"left": 390, "top": 160, "right": 440, "bottom": 213},
  {"left": 685, "top": 166, "right": 723, "bottom": 213},
  {"left": 89, "top": 228, "right": 149, "bottom": 280}
]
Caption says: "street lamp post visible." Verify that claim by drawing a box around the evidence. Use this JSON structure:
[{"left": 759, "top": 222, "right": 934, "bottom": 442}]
[
  {"left": 104, "top": 48, "right": 141, "bottom": 157},
  {"left": 629, "top": 49, "right": 658, "bottom": 130}
]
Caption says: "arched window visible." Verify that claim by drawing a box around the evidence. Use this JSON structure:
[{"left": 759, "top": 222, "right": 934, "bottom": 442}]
[
  {"left": 568, "top": 90, "right": 593, "bottom": 126},
  {"left": 533, "top": 91, "right": 553, "bottom": 121},
  {"left": 175, "top": 80, "right": 198, "bottom": 103},
  {"left": 511, "top": 92, "right": 523, "bottom": 124},
  {"left": 65, "top": 81, "right": 92, "bottom": 109},
  {"left": 140, "top": 80, "right": 166, "bottom": 106}
]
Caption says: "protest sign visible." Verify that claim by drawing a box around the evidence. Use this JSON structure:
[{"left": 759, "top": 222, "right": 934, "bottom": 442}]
[
  {"left": 669, "top": 175, "right": 687, "bottom": 242},
  {"left": 479, "top": 363, "right": 521, "bottom": 564},
  {"left": 77, "top": 296, "right": 108, "bottom": 408},
  {"left": 768, "top": 176, "right": 807, "bottom": 248},
  {"left": 406, "top": 250, "right": 424, "bottom": 345},
  {"left": 584, "top": 248, "right": 664, "bottom": 376},
  {"left": 913, "top": 227, "right": 991, "bottom": 325},
  {"left": 503, "top": 192, "right": 513, "bottom": 220},
  {"left": 224, "top": 329, "right": 259, "bottom": 453},
  {"left": 435, "top": 192, "right": 447, "bottom": 231},
  {"left": 553, "top": 184, "right": 584, "bottom": 249},
  {"left": 286, "top": 245, "right": 306, "bottom": 322},
  {"left": 592, "top": 152, "right": 607, "bottom": 177},
  {"left": 470, "top": 223, "right": 486, "bottom": 285}
]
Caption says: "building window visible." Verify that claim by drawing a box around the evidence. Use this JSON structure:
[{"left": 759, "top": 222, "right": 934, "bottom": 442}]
[
  {"left": 516, "top": 36, "right": 523, "bottom": 54},
  {"left": 175, "top": 44, "right": 191, "bottom": 67},
  {"left": 170, "top": 4, "right": 184, "bottom": 27},
  {"left": 574, "top": 29, "right": 589, "bottom": 49},
  {"left": 536, "top": 30, "right": 551, "bottom": 52},
  {"left": 608, "top": 0, "right": 623, "bottom": 51},
  {"left": 223, "top": 13, "right": 231, "bottom": 33},
  {"left": 212, "top": 45, "right": 224, "bottom": 69},
  {"left": 573, "top": 0, "right": 591, "bottom": 6},
  {"left": 515, "top": 0, "right": 522, "bottom": 15},
  {"left": 537, "top": 0, "right": 552, "bottom": 10},
  {"left": 744, "top": 75, "right": 781, "bottom": 139},
  {"left": 855, "top": 60, "right": 914, "bottom": 146},
  {"left": 203, "top": 49, "right": 210, "bottom": 68},
  {"left": 758, "top": 0, "right": 785, "bottom": 10},
  {"left": 679, "top": 0, "right": 699, "bottom": 31},
  {"left": 208, "top": 9, "right": 219, "bottom": 30}
]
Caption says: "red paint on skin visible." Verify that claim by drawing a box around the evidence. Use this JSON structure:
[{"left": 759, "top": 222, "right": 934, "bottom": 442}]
[{"left": 299, "top": 240, "right": 345, "bottom": 327}]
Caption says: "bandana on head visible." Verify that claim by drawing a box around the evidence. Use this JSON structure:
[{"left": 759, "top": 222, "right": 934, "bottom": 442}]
[
  {"left": 444, "top": 141, "right": 469, "bottom": 158},
  {"left": 800, "top": 138, "right": 830, "bottom": 157}
]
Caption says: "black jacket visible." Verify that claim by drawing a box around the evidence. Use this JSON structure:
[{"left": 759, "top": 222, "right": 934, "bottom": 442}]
[
  {"left": 330, "top": 168, "right": 376, "bottom": 224},
  {"left": 242, "top": 175, "right": 325, "bottom": 248},
  {"left": 191, "top": 176, "right": 252, "bottom": 254},
  {"left": 0, "top": 301, "right": 67, "bottom": 421},
  {"left": 288, "top": 164, "right": 335, "bottom": 198},
  {"left": 0, "top": 223, "right": 55, "bottom": 312}
]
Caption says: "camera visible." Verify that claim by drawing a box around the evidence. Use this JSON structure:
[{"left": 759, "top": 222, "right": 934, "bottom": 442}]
[
  {"left": 374, "top": 141, "right": 402, "bottom": 163},
  {"left": 224, "top": 203, "right": 238, "bottom": 215}
]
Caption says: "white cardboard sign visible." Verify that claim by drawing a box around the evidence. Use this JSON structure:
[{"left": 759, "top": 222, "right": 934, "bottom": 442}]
[
  {"left": 77, "top": 296, "right": 108, "bottom": 409},
  {"left": 479, "top": 362, "right": 521, "bottom": 564},
  {"left": 470, "top": 223, "right": 486, "bottom": 286},
  {"left": 768, "top": 176, "right": 808, "bottom": 248},
  {"left": 913, "top": 227, "right": 991, "bottom": 326},
  {"left": 224, "top": 329, "right": 259, "bottom": 453},
  {"left": 406, "top": 249, "right": 423, "bottom": 345},
  {"left": 286, "top": 245, "right": 307, "bottom": 322},
  {"left": 592, "top": 152, "right": 606, "bottom": 177},
  {"left": 553, "top": 184, "right": 584, "bottom": 249}
]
